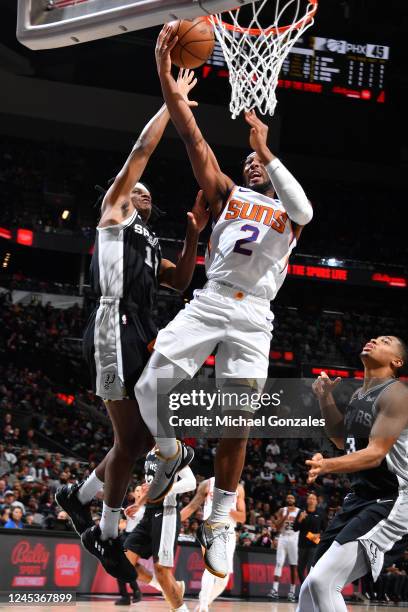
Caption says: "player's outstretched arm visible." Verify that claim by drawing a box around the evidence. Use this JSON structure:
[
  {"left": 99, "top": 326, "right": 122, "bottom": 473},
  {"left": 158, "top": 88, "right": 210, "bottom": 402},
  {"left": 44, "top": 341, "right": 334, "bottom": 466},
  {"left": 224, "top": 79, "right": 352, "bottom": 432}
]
[
  {"left": 312, "top": 372, "right": 344, "bottom": 449},
  {"left": 156, "top": 25, "right": 233, "bottom": 217},
  {"left": 306, "top": 382, "right": 408, "bottom": 483},
  {"left": 159, "top": 190, "right": 210, "bottom": 291},
  {"left": 102, "top": 70, "right": 197, "bottom": 211},
  {"left": 245, "top": 110, "right": 313, "bottom": 226},
  {"left": 169, "top": 465, "right": 197, "bottom": 496},
  {"left": 180, "top": 479, "right": 208, "bottom": 521},
  {"left": 102, "top": 105, "right": 169, "bottom": 211}
]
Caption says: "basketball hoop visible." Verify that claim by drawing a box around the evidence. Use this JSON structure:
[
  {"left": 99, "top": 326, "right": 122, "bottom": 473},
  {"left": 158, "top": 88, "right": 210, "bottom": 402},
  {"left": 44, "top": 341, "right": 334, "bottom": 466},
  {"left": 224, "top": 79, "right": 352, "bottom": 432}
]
[{"left": 207, "top": 0, "right": 318, "bottom": 118}]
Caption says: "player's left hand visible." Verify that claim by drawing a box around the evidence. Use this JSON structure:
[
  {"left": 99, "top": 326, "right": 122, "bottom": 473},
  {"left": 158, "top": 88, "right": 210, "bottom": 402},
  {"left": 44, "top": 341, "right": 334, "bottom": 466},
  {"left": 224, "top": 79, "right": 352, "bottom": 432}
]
[
  {"left": 306, "top": 452, "right": 326, "bottom": 483},
  {"left": 156, "top": 24, "right": 178, "bottom": 76},
  {"left": 244, "top": 109, "right": 270, "bottom": 159},
  {"left": 187, "top": 189, "right": 210, "bottom": 233},
  {"left": 176, "top": 69, "right": 198, "bottom": 107}
]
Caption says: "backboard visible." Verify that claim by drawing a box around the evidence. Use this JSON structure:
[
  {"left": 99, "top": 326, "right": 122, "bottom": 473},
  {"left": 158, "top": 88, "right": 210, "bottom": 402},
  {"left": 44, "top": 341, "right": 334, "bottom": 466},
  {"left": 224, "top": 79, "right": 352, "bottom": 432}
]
[{"left": 17, "top": 0, "right": 253, "bottom": 50}]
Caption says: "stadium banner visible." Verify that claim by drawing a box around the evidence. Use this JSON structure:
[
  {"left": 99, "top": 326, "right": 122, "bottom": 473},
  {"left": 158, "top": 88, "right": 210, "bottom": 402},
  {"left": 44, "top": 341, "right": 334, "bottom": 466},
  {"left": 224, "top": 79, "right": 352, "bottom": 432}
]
[{"left": 0, "top": 531, "right": 353, "bottom": 597}]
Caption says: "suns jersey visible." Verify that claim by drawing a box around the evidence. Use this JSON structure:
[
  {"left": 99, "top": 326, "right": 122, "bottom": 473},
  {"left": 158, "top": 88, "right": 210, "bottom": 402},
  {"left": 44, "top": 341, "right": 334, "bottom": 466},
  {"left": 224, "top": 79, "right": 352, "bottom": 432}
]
[
  {"left": 203, "top": 477, "right": 237, "bottom": 531},
  {"left": 280, "top": 507, "right": 300, "bottom": 537},
  {"left": 205, "top": 186, "right": 297, "bottom": 301}
]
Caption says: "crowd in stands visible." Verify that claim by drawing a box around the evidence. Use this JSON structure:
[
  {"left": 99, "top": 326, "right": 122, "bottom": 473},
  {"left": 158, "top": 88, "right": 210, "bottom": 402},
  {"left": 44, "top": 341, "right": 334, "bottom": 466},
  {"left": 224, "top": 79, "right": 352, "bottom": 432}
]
[
  {"left": 1, "top": 136, "right": 407, "bottom": 265},
  {"left": 1, "top": 295, "right": 408, "bottom": 603}
]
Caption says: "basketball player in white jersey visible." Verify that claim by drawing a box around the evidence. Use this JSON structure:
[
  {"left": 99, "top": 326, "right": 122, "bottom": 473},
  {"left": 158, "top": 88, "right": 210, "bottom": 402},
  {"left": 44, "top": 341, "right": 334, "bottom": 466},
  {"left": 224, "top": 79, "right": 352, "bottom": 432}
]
[
  {"left": 134, "top": 26, "right": 313, "bottom": 579},
  {"left": 180, "top": 478, "right": 246, "bottom": 611},
  {"left": 123, "top": 447, "right": 196, "bottom": 611},
  {"left": 297, "top": 335, "right": 408, "bottom": 611},
  {"left": 268, "top": 494, "right": 300, "bottom": 602}
]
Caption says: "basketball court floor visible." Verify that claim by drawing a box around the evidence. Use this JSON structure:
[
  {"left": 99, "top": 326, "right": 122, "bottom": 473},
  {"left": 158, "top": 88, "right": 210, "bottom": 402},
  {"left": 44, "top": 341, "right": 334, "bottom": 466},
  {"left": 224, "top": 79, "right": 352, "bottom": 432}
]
[{"left": 2, "top": 600, "right": 407, "bottom": 611}]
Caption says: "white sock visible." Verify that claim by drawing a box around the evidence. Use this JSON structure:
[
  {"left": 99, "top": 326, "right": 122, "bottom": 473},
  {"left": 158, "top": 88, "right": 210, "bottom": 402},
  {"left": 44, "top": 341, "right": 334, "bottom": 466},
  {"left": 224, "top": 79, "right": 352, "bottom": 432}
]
[
  {"left": 200, "top": 569, "right": 216, "bottom": 605},
  {"left": 273, "top": 581, "right": 279, "bottom": 591},
  {"left": 157, "top": 438, "right": 178, "bottom": 458},
  {"left": 99, "top": 502, "right": 121, "bottom": 540},
  {"left": 173, "top": 605, "right": 188, "bottom": 611},
  {"left": 149, "top": 575, "right": 162, "bottom": 591},
  {"left": 290, "top": 583, "right": 296, "bottom": 593},
  {"left": 77, "top": 470, "right": 104, "bottom": 505},
  {"left": 208, "top": 487, "right": 235, "bottom": 524},
  {"left": 208, "top": 574, "right": 229, "bottom": 604}
]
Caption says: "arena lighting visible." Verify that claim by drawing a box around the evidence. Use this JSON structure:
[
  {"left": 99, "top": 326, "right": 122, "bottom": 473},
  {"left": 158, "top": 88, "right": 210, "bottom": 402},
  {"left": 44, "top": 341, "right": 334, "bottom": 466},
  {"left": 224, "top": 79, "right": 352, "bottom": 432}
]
[
  {"left": 2, "top": 253, "right": 11, "bottom": 269},
  {"left": 372, "top": 273, "right": 407, "bottom": 288},
  {"left": 321, "top": 257, "right": 344, "bottom": 267},
  {"left": 61, "top": 210, "right": 70, "bottom": 220},
  {"left": 0, "top": 227, "right": 12, "bottom": 240},
  {"left": 16, "top": 228, "right": 34, "bottom": 246},
  {"left": 56, "top": 392, "right": 75, "bottom": 405}
]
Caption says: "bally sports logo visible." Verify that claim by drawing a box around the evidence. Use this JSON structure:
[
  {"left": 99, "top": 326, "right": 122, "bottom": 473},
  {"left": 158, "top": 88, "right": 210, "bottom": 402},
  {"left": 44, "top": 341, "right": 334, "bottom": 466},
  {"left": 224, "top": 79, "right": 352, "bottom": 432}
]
[
  {"left": 11, "top": 541, "right": 50, "bottom": 587},
  {"left": 54, "top": 544, "right": 81, "bottom": 587}
]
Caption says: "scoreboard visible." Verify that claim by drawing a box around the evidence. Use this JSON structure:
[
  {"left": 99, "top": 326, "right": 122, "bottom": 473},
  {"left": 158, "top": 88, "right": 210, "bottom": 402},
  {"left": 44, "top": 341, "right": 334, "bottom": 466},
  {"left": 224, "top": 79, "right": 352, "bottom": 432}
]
[{"left": 205, "top": 34, "right": 390, "bottom": 103}]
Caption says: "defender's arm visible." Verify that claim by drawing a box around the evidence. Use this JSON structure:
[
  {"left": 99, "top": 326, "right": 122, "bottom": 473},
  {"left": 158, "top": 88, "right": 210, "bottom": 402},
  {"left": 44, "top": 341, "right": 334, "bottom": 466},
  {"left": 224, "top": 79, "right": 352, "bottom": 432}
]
[{"left": 180, "top": 479, "right": 209, "bottom": 521}]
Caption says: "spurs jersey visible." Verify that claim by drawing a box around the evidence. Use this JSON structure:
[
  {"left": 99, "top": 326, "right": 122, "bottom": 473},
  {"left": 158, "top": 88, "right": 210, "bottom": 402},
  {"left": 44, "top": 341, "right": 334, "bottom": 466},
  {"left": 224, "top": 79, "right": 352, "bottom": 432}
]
[
  {"left": 280, "top": 507, "right": 300, "bottom": 537},
  {"left": 205, "top": 186, "right": 296, "bottom": 300},
  {"left": 90, "top": 209, "right": 161, "bottom": 339},
  {"left": 344, "top": 379, "right": 408, "bottom": 499},
  {"left": 203, "top": 477, "right": 237, "bottom": 532}
]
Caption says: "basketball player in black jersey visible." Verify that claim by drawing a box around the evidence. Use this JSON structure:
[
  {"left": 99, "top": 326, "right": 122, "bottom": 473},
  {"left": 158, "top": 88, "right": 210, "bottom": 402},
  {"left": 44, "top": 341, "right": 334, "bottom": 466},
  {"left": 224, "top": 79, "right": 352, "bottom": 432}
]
[
  {"left": 55, "top": 70, "right": 209, "bottom": 581},
  {"left": 297, "top": 335, "right": 408, "bottom": 612}
]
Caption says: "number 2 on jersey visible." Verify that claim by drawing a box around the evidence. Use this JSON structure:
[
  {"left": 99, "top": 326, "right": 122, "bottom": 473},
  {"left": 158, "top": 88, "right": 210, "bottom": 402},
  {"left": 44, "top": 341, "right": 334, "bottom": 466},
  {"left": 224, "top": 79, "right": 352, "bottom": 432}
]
[{"left": 233, "top": 224, "right": 260, "bottom": 256}]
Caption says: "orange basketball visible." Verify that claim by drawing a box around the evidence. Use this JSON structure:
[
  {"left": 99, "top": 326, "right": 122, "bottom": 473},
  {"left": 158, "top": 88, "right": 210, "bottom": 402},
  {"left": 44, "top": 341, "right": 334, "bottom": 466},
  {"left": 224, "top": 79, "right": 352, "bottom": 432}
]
[{"left": 169, "top": 17, "right": 215, "bottom": 69}]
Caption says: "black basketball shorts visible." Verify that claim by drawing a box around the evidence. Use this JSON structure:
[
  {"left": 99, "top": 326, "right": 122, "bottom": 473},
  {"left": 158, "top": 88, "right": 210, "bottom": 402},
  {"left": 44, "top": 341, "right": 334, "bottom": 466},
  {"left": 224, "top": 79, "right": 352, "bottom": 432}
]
[
  {"left": 83, "top": 298, "right": 155, "bottom": 401},
  {"left": 124, "top": 506, "right": 181, "bottom": 567}
]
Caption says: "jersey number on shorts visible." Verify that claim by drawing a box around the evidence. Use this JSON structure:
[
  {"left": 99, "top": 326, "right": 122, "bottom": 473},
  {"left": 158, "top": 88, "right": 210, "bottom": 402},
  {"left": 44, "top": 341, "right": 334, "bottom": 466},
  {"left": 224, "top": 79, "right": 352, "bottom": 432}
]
[{"left": 233, "top": 224, "right": 260, "bottom": 256}]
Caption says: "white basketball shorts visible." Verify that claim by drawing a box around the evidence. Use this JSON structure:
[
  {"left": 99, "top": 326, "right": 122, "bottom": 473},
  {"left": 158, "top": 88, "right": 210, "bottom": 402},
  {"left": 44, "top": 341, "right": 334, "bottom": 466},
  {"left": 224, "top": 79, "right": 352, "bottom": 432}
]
[
  {"left": 276, "top": 535, "right": 299, "bottom": 568},
  {"left": 153, "top": 280, "right": 274, "bottom": 383}
]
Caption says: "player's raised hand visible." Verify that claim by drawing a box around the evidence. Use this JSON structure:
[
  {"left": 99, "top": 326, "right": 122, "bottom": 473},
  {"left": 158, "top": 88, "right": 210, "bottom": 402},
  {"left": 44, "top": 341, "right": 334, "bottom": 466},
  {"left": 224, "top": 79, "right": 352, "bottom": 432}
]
[
  {"left": 312, "top": 371, "right": 342, "bottom": 399},
  {"left": 245, "top": 109, "right": 269, "bottom": 157},
  {"left": 124, "top": 503, "right": 138, "bottom": 518},
  {"left": 176, "top": 69, "right": 198, "bottom": 107},
  {"left": 187, "top": 189, "right": 210, "bottom": 233},
  {"left": 306, "top": 452, "right": 325, "bottom": 483},
  {"left": 156, "top": 24, "right": 178, "bottom": 76}
]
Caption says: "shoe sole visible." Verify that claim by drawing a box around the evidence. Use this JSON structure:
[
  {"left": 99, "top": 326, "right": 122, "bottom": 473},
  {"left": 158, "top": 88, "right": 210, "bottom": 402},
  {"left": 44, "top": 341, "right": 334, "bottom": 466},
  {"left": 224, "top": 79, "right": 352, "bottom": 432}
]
[{"left": 147, "top": 447, "right": 195, "bottom": 504}]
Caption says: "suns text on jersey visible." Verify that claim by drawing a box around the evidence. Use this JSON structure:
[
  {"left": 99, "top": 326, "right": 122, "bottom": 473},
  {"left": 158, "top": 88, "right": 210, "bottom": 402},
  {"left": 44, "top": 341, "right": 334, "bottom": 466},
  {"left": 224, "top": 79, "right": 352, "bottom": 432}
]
[{"left": 225, "top": 198, "right": 288, "bottom": 233}]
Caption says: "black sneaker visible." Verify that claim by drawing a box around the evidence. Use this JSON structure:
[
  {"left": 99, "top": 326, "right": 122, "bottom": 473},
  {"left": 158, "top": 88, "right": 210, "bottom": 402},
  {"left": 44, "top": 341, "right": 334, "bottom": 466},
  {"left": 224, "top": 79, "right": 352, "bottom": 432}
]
[
  {"left": 132, "top": 591, "right": 142, "bottom": 603},
  {"left": 55, "top": 482, "right": 94, "bottom": 536},
  {"left": 147, "top": 442, "right": 195, "bottom": 504},
  {"left": 115, "top": 597, "right": 131, "bottom": 606},
  {"left": 81, "top": 525, "right": 136, "bottom": 582}
]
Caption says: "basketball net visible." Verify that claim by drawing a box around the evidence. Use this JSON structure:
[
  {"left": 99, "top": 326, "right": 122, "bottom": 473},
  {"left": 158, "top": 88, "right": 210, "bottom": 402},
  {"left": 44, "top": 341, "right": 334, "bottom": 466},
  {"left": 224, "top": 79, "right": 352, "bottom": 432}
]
[{"left": 208, "top": 0, "right": 318, "bottom": 118}]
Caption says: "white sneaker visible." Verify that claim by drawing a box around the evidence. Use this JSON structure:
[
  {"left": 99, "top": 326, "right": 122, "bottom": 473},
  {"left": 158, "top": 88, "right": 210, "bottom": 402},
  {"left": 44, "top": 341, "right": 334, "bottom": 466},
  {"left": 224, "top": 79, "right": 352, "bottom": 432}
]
[
  {"left": 196, "top": 521, "right": 230, "bottom": 578},
  {"left": 194, "top": 606, "right": 208, "bottom": 612},
  {"left": 267, "top": 588, "right": 279, "bottom": 600}
]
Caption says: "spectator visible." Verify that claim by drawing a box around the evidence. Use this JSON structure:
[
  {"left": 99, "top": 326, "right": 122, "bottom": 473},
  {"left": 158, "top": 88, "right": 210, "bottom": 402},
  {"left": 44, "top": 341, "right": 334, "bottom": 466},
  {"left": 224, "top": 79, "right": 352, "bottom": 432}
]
[{"left": 4, "top": 507, "right": 24, "bottom": 529}]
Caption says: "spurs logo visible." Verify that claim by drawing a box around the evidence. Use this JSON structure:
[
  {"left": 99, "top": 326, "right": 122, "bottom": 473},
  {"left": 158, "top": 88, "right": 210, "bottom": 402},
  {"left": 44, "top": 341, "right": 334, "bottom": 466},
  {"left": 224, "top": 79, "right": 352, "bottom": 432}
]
[{"left": 104, "top": 373, "right": 116, "bottom": 390}]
